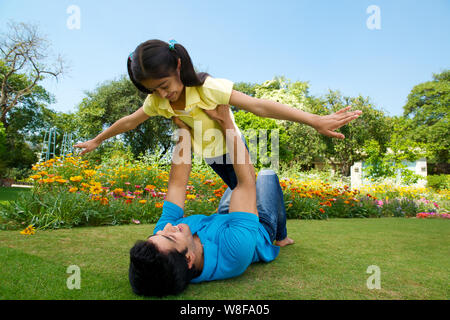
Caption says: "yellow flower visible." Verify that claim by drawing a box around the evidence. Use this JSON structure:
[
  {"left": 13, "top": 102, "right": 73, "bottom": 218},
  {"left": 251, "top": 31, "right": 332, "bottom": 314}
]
[
  {"left": 43, "top": 178, "right": 55, "bottom": 183},
  {"left": 56, "top": 179, "right": 68, "bottom": 184},
  {"left": 186, "top": 194, "right": 197, "bottom": 200},
  {"left": 20, "top": 225, "right": 36, "bottom": 235},
  {"left": 155, "top": 202, "right": 163, "bottom": 208},
  {"left": 69, "top": 187, "right": 78, "bottom": 193},
  {"left": 70, "top": 176, "right": 83, "bottom": 182},
  {"left": 30, "top": 174, "right": 42, "bottom": 180},
  {"left": 90, "top": 185, "right": 103, "bottom": 195},
  {"left": 83, "top": 170, "right": 96, "bottom": 177},
  {"left": 139, "top": 200, "right": 147, "bottom": 204},
  {"left": 208, "top": 197, "right": 217, "bottom": 202}
]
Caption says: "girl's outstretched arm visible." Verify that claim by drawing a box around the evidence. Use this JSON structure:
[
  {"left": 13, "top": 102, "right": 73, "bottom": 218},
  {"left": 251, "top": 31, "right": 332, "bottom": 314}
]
[
  {"left": 74, "top": 107, "right": 150, "bottom": 155},
  {"left": 229, "top": 90, "right": 362, "bottom": 139}
]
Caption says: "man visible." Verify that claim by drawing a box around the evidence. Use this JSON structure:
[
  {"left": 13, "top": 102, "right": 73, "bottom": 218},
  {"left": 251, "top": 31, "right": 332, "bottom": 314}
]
[{"left": 128, "top": 104, "right": 294, "bottom": 297}]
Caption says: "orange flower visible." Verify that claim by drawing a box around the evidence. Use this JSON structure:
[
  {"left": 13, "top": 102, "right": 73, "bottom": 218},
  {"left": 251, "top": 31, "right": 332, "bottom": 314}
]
[
  {"left": 155, "top": 202, "right": 163, "bottom": 208},
  {"left": 113, "top": 188, "right": 124, "bottom": 194},
  {"left": 69, "top": 187, "right": 78, "bottom": 193},
  {"left": 100, "top": 197, "right": 109, "bottom": 205},
  {"left": 319, "top": 208, "right": 325, "bottom": 213}
]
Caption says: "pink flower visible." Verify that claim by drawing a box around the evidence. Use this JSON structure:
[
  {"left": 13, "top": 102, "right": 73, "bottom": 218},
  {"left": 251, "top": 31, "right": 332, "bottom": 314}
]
[
  {"left": 132, "top": 219, "right": 141, "bottom": 224},
  {"left": 135, "top": 185, "right": 141, "bottom": 189},
  {"left": 433, "top": 202, "right": 439, "bottom": 208},
  {"left": 376, "top": 200, "right": 384, "bottom": 207},
  {"left": 125, "top": 182, "right": 130, "bottom": 185}
]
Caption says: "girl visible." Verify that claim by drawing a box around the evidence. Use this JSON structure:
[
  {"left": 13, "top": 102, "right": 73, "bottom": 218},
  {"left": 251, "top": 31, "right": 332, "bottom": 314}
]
[{"left": 74, "top": 39, "right": 362, "bottom": 189}]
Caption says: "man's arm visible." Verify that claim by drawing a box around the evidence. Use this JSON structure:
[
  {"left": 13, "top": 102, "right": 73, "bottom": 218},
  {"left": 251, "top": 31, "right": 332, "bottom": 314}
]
[
  {"left": 165, "top": 117, "right": 192, "bottom": 210},
  {"left": 205, "top": 105, "right": 258, "bottom": 217}
]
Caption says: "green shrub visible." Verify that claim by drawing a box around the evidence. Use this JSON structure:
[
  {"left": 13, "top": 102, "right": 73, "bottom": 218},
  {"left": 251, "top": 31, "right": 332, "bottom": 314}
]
[{"left": 427, "top": 174, "right": 450, "bottom": 191}]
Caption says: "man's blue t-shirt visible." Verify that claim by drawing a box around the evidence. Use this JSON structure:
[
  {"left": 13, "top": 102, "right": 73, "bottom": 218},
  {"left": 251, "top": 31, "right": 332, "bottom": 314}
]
[{"left": 153, "top": 201, "right": 280, "bottom": 283}]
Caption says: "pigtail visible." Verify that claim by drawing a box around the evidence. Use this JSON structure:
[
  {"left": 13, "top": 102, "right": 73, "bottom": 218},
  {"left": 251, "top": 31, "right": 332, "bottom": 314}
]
[{"left": 171, "top": 43, "right": 209, "bottom": 86}]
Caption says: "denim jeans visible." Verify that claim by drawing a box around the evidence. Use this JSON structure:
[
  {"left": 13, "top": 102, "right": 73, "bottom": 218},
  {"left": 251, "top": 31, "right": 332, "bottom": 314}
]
[
  {"left": 216, "top": 169, "right": 288, "bottom": 243},
  {"left": 205, "top": 135, "right": 249, "bottom": 190}
]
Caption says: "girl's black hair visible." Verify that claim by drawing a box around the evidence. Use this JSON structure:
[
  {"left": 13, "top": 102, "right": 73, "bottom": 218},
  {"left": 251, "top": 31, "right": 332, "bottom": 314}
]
[{"left": 127, "top": 39, "right": 210, "bottom": 94}]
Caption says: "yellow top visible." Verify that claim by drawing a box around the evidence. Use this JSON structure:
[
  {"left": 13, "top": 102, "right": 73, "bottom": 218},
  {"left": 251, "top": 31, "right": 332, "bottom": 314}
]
[{"left": 142, "top": 76, "right": 241, "bottom": 158}]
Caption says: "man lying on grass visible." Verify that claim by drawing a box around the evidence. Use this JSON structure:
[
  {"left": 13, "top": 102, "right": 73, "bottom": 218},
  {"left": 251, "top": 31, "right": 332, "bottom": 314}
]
[{"left": 128, "top": 104, "right": 294, "bottom": 297}]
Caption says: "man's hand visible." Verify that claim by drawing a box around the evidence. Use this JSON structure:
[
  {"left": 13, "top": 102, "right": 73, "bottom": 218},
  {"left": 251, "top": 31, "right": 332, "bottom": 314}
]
[
  {"left": 172, "top": 116, "right": 190, "bottom": 130},
  {"left": 73, "top": 139, "right": 101, "bottom": 155},
  {"left": 313, "top": 106, "right": 362, "bottom": 139},
  {"left": 203, "top": 104, "right": 233, "bottom": 128}
]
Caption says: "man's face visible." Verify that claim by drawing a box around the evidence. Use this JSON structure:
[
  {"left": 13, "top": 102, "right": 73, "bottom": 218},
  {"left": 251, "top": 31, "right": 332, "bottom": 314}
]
[{"left": 148, "top": 223, "right": 194, "bottom": 254}]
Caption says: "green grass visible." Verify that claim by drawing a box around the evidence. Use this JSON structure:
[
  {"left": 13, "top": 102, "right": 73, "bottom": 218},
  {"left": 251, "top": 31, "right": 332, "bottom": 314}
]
[
  {"left": 0, "top": 218, "right": 448, "bottom": 300},
  {"left": 0, "top": 187, "right": 30, "bottom": 203}
]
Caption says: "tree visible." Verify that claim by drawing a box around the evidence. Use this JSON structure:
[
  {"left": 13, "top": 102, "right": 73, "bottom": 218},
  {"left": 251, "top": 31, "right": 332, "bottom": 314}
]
[
  {"left": 310, "top": 90, "right": 392, "bottom": 176},
  {"left": 0, "top": 122, "right": 6, "bottom": 175},
  {"left": 402, "top": 69, "right": 449, "bottom": 166},
  {"left": 75, "top": 76, "right": 173, "bottom": 159},
  {"left": 0, "top": 21, "right": 66, "bottom": 128}
]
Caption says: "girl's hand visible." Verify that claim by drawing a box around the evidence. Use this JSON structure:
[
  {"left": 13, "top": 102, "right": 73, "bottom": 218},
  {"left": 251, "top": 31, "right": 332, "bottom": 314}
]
[
  {"left": 203, "top": 104, "right": 232, "bottom": 127},
  {"left": 73, "top": 139, "right": 101, "bottom": 155},
  {"left": 313, "top": 106, "right": 362, "bottom": 139}
]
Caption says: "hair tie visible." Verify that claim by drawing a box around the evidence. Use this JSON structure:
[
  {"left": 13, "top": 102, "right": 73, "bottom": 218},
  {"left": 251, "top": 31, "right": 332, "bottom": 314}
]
[
  {"left": 128, "top": 51, "right": 134, "bottom": 60},
  {"left": 168, "top": 39, "right": 177, "bottom": 50}
]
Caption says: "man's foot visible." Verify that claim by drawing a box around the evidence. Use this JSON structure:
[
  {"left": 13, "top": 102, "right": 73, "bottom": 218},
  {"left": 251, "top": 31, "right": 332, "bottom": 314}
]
[{"left": 274, "top": 237, "right": 295, "bottom": 247}]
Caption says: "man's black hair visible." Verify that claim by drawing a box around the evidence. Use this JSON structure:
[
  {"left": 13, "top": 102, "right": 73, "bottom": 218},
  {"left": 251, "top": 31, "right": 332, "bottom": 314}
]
[{"left": 129, "top": 240, "right": 200, "bottom": 297}]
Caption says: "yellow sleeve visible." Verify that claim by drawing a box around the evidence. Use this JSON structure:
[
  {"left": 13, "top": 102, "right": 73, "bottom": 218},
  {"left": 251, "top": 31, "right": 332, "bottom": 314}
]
[
  {"left": 197, "top": 76, "right": 234, "bottom": 109},
  {"left": 142, "top": 94, "right": 158, "bottom": 117}
]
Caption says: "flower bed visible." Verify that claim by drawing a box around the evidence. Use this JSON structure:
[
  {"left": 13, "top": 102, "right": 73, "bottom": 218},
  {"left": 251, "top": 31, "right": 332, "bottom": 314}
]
[{"left": 0, "top": 155, "right": 448, "bottom": 230}]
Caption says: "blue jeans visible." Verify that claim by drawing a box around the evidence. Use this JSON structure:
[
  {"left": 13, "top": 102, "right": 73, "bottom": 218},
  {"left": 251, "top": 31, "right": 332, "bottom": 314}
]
[
  {"left": 216, "top": 169, "right": 288, "bottom": 243},
  {"left": 206, "top": 135, "right": 249, "bottom": 190}
]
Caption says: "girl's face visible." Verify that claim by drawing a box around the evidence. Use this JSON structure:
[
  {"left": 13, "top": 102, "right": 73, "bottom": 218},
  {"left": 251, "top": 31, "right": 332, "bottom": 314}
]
[{"left": 141, "top": 58, "right": 184, "bottom": 102}]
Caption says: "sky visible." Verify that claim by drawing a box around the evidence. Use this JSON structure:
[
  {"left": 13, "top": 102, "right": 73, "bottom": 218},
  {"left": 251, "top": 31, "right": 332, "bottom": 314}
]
[{"left": 1, "top": 0, "right": 449, "bottom": 117}]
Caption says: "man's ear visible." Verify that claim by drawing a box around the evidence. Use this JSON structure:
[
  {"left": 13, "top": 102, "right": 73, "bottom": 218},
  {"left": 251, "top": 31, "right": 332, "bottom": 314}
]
[{"left": 185, "top": 251, "right": 196, "bottom": 269}]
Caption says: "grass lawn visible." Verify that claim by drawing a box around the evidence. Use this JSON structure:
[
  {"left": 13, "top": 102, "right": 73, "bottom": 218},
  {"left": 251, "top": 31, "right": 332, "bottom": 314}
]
[
  {"left": 0, "top": 217, "right": 448, "bottom": 300},
  {"left": 0, "top": 187, "right": 30, "bottom": 203}
]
